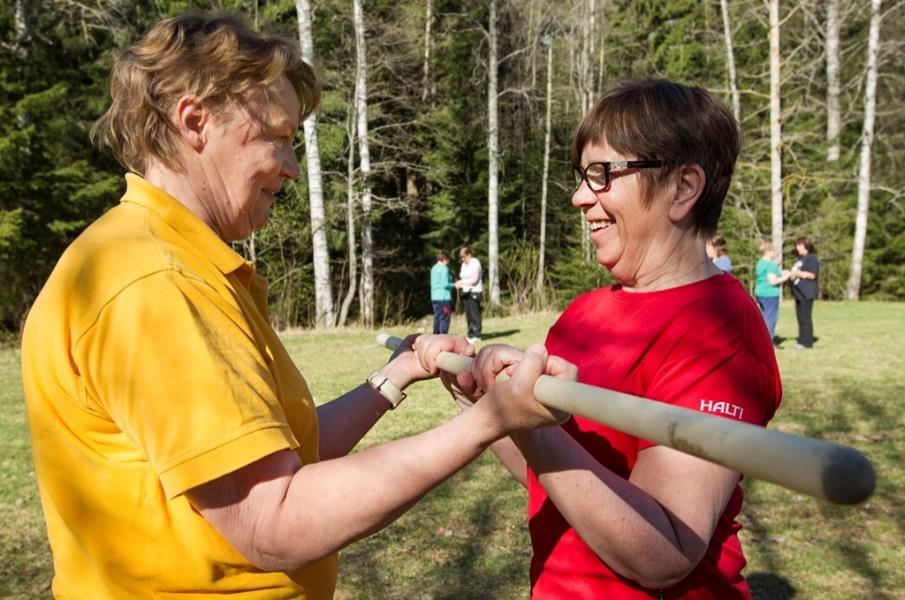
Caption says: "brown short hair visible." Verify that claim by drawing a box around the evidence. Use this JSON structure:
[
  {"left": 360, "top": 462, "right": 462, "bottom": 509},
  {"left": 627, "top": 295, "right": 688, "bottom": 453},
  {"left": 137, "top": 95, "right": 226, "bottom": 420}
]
[
  {"left": 92, "top": 12, "right": 320, "bottom": 174},
  {"left": 759, "top": 239, "right": 774, "bottom": 254},
  {"left": 570, "top": 79, "right": 739, "bottom": 236},
  {"left": 709, "top": 234, "right": 728, "bottom": 256},
  {"left": 436, "top": 250, "right": 450, "bottom": 262},
  {"left": 795, "top": 236, "right": 815, "bottom": 253}
]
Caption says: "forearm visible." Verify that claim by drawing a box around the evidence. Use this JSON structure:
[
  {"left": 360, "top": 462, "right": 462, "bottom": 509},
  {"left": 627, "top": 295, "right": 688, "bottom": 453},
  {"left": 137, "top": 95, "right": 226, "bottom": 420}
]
[
  {"left": 262, "top": 406, "right": 500, "bottom": 569},
  {"left": 317, "top": 360, "right": 415, "bottom": 460},
  {"left": 489, "top": 436, "right": 528, "bottom": 487},
  {"left": 512, "top": 428, "right": 702, "bottom": 587},
  {"left": 316, "top": 382, "right": 393, "bottom": 460}
]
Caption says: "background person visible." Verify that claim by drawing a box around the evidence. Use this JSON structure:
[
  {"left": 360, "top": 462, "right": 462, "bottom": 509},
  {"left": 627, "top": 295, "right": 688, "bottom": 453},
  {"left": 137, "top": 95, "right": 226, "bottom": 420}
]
[
  {"left": 754, "top": 240, "right": 791, "bottom": 346},
  {"left": 430, "top": 250, "right": 454, "bottom": 334},
  {"left": 789, "top": 236, "right": 820, "bottom": 349},
  {"left": 20, "top": 13, "right": 567, "bottom": 599},
  {"left": 444, "top": 79, "right": 781, "bottom": 598},
  {"left": 454, "top": 246, "right": 483, "bottom": 343},
  {"left": 706, "top": 233, "right": 733, "bottom": 272}
]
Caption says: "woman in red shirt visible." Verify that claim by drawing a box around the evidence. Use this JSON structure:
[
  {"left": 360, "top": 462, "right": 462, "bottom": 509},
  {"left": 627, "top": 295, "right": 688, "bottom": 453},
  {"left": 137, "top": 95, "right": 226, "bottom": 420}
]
[{"left": 450, "top": 79, "right": 781, "bottom": 599}]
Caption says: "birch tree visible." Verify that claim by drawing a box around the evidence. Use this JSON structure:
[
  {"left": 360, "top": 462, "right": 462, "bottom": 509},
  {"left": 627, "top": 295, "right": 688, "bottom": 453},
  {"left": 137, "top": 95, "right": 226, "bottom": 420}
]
[
  {"left": 421, "top": 0, "right": 432, "bottom": 102},
  {"left": 826, "top": 0, "right": 842, "bottom": 162},
  {"left": 295, "top": 0, "right": 335, "bottom": 328},
  {"left": 719, "top": 0, "right": 741, "bottom": 122},
  {"left": 353, "top": 0, "right": 375, "bottom": 325},
  {"left": 337, "top": 96, "right": 358, "bottom": 327},
  {"left": 769, "top": 0, "right": 784, "bottom": 264},
  {"left": 846, "top": 0, "right": 882, "bottom": 300},
  {"left": 536, "top": 29, "right": 553, "bottom": 295},
  {"left": 486, "top": 0, "right": 501, "bottom": 305}
]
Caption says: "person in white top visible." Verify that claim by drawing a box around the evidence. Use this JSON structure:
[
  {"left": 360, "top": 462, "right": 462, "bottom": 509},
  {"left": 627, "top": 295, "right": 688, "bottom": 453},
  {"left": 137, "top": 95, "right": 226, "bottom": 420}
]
[{"left": 455, "top": 246, "right": 483, "bottom": 343}]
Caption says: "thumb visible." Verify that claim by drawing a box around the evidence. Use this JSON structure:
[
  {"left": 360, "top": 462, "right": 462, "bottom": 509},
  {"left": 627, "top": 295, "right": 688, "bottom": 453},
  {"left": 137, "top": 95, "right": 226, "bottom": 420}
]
[{"left": 508, "top": 343, "right": 547, "bottom": 392}]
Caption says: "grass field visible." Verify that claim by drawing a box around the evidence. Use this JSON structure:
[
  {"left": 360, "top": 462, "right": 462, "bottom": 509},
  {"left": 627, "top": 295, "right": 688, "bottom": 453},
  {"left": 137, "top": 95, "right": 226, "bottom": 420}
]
[{"left": 1, "top": 301, "right": 903, "bottom": 598}]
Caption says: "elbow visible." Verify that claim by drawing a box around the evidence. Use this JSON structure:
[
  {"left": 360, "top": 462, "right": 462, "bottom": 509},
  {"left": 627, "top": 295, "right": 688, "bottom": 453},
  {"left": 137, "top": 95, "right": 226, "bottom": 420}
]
[
  {"left": 603, "top": 551, "right": 700, "bottom": 591},
  {"left": 243, "top": 539, "right": 327, "bottom": 573},
  {"left": 634, "top": 567, "right": 695, "bottom": 590}
]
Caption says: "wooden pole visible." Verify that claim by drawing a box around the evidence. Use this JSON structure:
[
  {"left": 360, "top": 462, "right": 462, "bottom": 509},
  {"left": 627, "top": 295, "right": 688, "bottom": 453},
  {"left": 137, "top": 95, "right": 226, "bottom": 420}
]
[{"left": 377, "top": 334, "right": 875, "bottom": 505}]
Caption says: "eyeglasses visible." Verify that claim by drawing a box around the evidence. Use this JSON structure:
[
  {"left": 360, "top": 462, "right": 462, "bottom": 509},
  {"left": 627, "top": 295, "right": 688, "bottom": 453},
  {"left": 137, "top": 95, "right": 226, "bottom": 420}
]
[{"left": 574, "top": 160, "right": 666, "bottom": 192}]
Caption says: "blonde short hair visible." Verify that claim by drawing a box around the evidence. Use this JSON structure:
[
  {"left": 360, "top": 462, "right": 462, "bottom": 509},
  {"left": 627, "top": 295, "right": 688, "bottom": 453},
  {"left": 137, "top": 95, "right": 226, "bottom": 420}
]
[
  {"left": 92, "top": 12, "right": 320, "bottom": 174},
  {"left": 759, "top": 240, "right": 774, "bottom": 254}
]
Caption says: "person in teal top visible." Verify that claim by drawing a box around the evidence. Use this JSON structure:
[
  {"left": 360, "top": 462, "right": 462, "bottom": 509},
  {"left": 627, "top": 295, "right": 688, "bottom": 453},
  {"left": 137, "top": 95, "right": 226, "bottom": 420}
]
[
  {"left": 754, "top": 240, "right": 790, "bottom": 345},
  {"left": 430, "top": 250, "right": 454, "bottom": 333}
]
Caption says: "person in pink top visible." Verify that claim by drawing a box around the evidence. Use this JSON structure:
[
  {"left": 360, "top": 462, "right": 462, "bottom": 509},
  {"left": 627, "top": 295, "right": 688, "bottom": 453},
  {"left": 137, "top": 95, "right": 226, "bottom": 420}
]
[{"left": 446, "top": 79, "right": 781, "bottom": 599}]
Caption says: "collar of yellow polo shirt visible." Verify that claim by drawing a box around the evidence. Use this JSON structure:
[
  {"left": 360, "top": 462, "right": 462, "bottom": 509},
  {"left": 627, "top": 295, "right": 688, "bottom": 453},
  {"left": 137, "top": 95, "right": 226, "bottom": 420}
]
[{"left": 22, "top": 174, "right": 336, "bottom": 599}]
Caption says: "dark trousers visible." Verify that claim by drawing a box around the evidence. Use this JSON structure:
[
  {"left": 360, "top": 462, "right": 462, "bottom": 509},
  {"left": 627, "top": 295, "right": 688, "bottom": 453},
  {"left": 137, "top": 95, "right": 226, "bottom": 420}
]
[
  {"left": 432, "top": 300, "right": 451, "bottom": 334},
  {"left": 795, "top": 297, "right": 815, "bottom": 347},
  {"left": 462, "top": 291, "right": 482, "bottom": 339}
]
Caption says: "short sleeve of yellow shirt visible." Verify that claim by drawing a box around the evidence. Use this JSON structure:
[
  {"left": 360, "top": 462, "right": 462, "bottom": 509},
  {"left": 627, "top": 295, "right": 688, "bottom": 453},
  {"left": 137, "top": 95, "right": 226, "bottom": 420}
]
[{"left": 77, "top": 268, "right": 298, "bottom": 499}]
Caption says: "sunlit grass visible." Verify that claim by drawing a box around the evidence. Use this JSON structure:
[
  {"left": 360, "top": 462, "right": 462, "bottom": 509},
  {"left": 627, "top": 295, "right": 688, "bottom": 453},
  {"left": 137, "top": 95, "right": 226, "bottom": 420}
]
[{"left": 2, "top": 302, "right": 903, "bottom": 598}]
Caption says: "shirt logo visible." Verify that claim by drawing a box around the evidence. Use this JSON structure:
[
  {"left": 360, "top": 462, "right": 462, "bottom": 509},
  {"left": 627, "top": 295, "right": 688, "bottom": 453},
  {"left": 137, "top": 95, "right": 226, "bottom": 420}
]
[{"left": 699, "top": 399, "right": 744, "bottom": 420}]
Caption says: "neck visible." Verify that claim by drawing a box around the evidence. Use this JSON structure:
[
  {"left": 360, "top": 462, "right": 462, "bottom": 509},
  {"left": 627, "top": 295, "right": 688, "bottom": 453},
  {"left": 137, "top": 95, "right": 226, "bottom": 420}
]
[
  {"left": 144, "top": 161, "right": 224, "bottom": 240},
  {"left": 623, "top": 234, "right": 720, "bottom": 293}
]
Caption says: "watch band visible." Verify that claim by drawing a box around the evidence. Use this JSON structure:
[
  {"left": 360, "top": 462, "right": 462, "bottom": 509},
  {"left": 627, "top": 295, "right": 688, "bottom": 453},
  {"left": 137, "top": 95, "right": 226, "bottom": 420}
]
[{"left": 366, "top": 371, "right": 407, "bottom": 409}]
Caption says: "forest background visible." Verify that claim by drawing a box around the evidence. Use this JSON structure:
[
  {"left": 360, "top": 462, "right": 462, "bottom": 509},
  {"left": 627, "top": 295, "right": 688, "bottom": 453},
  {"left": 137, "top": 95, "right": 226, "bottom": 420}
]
[{"left": 1, "top": 0, "right": 903, "bottom": 333}]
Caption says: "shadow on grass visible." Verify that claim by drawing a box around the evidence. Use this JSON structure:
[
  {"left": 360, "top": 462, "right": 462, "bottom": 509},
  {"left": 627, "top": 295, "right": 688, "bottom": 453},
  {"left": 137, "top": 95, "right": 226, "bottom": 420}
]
[
  {"left": 748, "top": 375, "right": 905, "bottom": 596},
  {"left": 480, "top": 329, "right": 521, "bottom": 341},
  {"left": 748, "top": 572, "right": 797, "bottom": 599},
  {"left": 337, "top": 459, "right": 527, "bottom": 598}
]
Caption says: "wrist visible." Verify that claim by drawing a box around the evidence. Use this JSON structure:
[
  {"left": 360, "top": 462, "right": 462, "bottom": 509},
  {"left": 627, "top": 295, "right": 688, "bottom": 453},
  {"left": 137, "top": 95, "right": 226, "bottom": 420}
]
[
  {"left": 366, "top": 371, "right": 407, "bottom": 410},
  {"left": 378, "top": 361, "right": 412, "bottom": 391}
]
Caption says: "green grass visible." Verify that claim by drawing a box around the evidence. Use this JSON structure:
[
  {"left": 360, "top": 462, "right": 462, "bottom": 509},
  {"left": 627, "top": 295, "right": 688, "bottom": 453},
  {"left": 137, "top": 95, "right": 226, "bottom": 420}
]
[{"left": 2, "top": 302, "right": 903, "bottom": 598}]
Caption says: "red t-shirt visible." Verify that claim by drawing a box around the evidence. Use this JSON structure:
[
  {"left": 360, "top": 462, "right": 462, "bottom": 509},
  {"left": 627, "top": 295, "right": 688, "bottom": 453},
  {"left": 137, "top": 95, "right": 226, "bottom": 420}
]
[{"left": 529, "top": 274, "right": 782, "bottom": 599}]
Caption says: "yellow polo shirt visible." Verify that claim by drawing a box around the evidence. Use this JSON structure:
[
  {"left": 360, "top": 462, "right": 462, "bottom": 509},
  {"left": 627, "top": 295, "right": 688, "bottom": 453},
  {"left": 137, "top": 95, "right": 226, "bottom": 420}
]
[{"left": 22, "top": 174, "right": 337, "bottom": 598}]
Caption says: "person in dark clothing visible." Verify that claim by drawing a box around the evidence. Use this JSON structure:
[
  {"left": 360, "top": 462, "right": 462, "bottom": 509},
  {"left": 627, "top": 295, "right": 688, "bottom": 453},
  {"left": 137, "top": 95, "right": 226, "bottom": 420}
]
[{"left": 789, "top": 236, "right": 819, "bottom": 349}]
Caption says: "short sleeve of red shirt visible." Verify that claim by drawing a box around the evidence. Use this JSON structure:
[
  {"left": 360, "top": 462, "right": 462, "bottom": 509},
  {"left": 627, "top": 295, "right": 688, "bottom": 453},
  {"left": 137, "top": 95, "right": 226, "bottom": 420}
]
[{"left": 639, "top": 347, "right": 777, "bottom": 452}]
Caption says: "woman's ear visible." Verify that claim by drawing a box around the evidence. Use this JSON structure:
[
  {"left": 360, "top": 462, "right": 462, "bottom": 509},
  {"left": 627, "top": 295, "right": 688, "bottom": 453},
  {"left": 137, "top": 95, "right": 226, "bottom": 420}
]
[
  {"left": 173, "top": 95, "right": 209, "bottom": 152},
  {"left": 668, "top": 163, "right": 706, "bottom": 223}
]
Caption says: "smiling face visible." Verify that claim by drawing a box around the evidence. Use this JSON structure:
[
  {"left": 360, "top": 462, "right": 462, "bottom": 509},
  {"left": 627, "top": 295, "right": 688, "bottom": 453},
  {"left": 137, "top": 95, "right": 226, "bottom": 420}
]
[
  {"left": 200, "top": 76, "right": 301, "bottom": 241},
  {"left": 571, "top": 140, "right": 681, "bottom": 285}
]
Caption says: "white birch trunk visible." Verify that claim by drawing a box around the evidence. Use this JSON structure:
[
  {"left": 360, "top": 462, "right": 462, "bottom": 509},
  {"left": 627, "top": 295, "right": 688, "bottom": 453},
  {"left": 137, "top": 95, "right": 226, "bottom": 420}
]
[
  {"left": 826, "top": 0, "right": 842, "bottom": 162},
  {"left": 487, "top": 0, "right": 501, "bottom": 305},
  {"left": 354, "top": 0, "right": 375, "bottom": 325},
  {"left": 421, "top": 0, "right": 433, "bottom": 102},
  {"left": 769, "top": 0, "right": 784, "bottom": 265},
  {"left": 536, "top": 36, "right": 553, "bottom": 295},
  {"left": 295, "top": 0, "right": 335, "bottom": 328},
  {"left": 719, "top": 0, "right": 741, "bottom": 122},
  {"left": 338, "top": 102, "right": 358, "bottom": 327},
  {"left": 578, "top": 1, "right": 593, "bottom": 262},
  {"left": 846, "top": 0, "right": 882, "bottom": 300},
  {"left": 15, "top": 0, "right": 30, "bottom": 58}
]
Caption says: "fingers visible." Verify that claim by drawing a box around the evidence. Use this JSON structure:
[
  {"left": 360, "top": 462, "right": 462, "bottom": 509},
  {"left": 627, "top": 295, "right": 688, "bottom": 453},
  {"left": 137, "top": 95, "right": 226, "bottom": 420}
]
[
  {"left": 545, "top": 355, "right": 578, "bottom": 381},
  {"left": 472, "top": 344, "right": 525, "bottom": 391},
  {"left": 388, "top": 333, "right": 420, "bottom": 363},
  {"left": 507, "top": 343, "right": 548, "bottom": 395},
  {"left": 413, "top": 334, "right": 474, "bottom": 376}
]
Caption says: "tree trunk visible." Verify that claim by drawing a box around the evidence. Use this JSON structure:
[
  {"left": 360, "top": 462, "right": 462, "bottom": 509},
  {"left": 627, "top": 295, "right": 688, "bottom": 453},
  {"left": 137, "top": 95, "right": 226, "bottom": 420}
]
[
  {"left": 846, "top": 0, "right": 882, "bottom": 300},
  {"left": 354, "top": 0, "right": 375, "bottom": 325},
  {"left": 719, "top": 0, "right": 741, "bottom": 123},
  {"left": 338, "top": 101, "right": 358, "bottom": 327},
  {"left": 825, "top": 0, "right": 842, "bottom": 162},
  {"left": 14, "top": 0, "right": 32, "bottom": 59},
  {"left": 536, "top": 36, "right": 553, "bottom": 296},
  {"left": 487, "top": 0, "right": 501, "bottom": 305},
  {"left": 421, "top": 0, "right": 432, "bottom": 102},
  {"left": 769, "top": 0, "right": 784, "bottom": 265},
  {"left": 295, "top": 0, "right": 335, "bottom": 328}
]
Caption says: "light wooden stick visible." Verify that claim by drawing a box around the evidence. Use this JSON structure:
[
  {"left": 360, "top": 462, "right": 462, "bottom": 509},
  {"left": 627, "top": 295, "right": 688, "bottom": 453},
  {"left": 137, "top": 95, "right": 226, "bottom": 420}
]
[{"left": 377, "top": 334, "right": 875, "bottom": 505}]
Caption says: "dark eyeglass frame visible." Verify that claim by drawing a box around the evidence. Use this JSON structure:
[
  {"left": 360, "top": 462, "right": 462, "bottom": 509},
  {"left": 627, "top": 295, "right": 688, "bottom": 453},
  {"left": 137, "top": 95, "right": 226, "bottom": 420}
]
[{"left": 574, "top": 160, "right": 666, "bottom": 192}]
